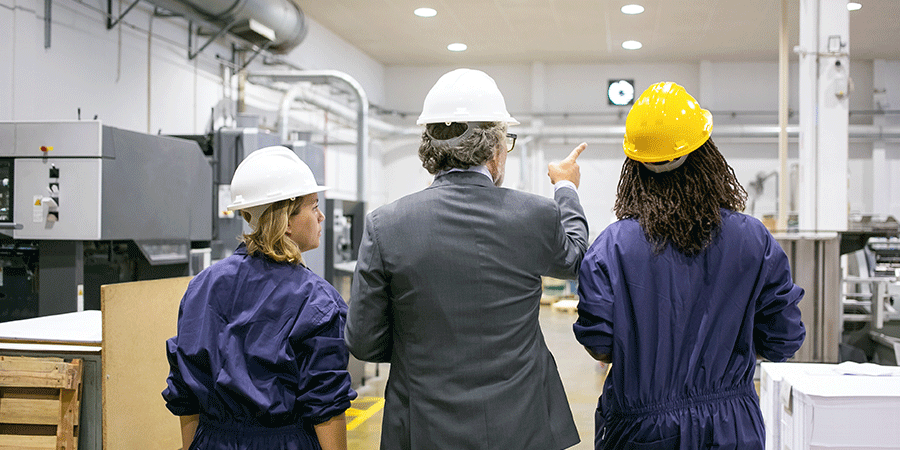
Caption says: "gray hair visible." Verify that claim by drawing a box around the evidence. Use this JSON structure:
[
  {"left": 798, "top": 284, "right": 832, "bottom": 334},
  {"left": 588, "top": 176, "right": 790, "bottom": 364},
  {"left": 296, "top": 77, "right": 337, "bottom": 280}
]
[{"left": 418, "top": 122, "right": 505, "bottom": 174}]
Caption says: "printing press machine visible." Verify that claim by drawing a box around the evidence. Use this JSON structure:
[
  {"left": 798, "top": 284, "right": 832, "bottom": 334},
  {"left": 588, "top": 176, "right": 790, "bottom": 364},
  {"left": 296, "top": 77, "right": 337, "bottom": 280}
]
[{"left": 0, "top": 120, "right": 212, "bottom": 322}]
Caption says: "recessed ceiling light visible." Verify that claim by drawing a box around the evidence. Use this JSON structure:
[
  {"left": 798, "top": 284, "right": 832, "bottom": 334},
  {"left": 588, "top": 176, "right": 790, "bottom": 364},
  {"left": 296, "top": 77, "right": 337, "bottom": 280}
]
[
  {"left": 622, "top": 40, "right": 642, "bottom": 50},
  {"left": 447, "top": 43, "right": 467, "bottom": 52},
  {"left": 414, "top": 7, "right": 437, "bottom": 17},
  {"left": 847, "top": 2, "right": 862, "bottom": 11},
  {"left": 621, "top": 4, "right": 645, "bottom": 14}
]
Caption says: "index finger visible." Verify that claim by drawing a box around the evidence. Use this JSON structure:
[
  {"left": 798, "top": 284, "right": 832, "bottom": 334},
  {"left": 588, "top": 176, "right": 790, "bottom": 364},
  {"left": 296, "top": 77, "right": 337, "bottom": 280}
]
[{"left": 565, "top": 143, "right": 587, "bottom": 162}]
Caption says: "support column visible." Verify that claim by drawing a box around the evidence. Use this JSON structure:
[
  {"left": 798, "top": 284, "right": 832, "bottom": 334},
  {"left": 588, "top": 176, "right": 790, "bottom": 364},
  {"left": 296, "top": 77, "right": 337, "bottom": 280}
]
[
  {"left": 777, "top": 0, "right": 789, "bottom": 231},
  {"left": 872, "top": 59, "right": 898, "bottom": 217},
  {"left": 798, "top": 0, "right": 849, "bottom": 231},
  {"left": 530, "top": 62, "right": 546, "bottom": 195}
]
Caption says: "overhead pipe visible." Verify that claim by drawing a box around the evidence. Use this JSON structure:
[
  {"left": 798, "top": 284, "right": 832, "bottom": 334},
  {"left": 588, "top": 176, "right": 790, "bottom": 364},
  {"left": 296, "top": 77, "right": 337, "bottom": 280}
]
[
  {"left": 248, "top": 70, "right": 372, "bottom": 202},
  {"left": 490, "top": 124, "right": 900, "bottom": 141},
  {"left": 247, "top": 72, "right": 900, "bottom": 183},
  {"left": 275, "top": 84, "right": 416, "bottom": 140},
  {"left": 140, "top": 0, "right": 307, "bottom": 53}
]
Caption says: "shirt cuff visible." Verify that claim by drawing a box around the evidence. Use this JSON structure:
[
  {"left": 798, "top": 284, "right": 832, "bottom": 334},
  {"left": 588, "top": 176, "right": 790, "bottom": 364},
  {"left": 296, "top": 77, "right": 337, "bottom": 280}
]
[{"left": 554, "top": 180, "right": 577, "bottom": 193}]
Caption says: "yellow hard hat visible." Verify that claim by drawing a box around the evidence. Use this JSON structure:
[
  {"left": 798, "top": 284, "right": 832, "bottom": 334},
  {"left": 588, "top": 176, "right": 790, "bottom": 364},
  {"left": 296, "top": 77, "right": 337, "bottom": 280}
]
[{"left": 623, "top": 82, "right": 712, "bottom": 163}]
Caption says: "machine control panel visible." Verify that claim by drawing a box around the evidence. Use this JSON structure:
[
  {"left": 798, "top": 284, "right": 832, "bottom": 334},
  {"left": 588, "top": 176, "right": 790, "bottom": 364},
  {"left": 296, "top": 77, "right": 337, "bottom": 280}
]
[{"left": 0, "top": 160, "right": 12, "bottom": 223}]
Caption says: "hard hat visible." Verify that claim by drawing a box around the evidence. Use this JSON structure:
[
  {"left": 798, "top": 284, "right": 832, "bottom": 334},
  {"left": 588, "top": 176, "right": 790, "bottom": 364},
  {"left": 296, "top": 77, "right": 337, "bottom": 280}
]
[
  {"left": 227, "top": 146, "right": 327, "bottom": 215},
  {"left": 623, "top": 81, "right": 712, "bottom": 163},
  {"left": 416, "top": 68, "right": 519, "bottom": 126}
]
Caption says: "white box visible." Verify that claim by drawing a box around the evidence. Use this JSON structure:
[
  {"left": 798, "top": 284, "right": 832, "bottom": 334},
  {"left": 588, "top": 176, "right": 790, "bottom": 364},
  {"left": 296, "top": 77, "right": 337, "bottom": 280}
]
[{"left": 760, "top": 362, "right": 900, "bottom": 450}]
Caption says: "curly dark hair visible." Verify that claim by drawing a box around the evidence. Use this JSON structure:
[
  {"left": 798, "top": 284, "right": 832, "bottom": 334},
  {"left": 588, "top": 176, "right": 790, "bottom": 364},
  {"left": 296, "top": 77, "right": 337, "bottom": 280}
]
[
  {"left": 614, "top": 138, "right": 747, "bottom": 256},
  {"left": 418, "top": 122, "right": 504, "bottom": 174}
]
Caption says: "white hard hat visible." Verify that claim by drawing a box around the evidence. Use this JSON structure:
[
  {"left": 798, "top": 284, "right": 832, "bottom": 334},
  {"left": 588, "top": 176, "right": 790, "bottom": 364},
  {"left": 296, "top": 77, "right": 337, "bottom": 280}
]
[
  {"left": 227, "top": 146, "right": 327, "bottom": 227},
  {"left": 416, "top": 68, "right": 519, "bottom": 126}
]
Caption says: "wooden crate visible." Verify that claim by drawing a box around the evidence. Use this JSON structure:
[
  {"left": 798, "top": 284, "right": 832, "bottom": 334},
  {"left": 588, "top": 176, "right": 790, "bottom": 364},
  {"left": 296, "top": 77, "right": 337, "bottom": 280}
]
[{"left": 0, "top": 356, "right": 82, "bottom": 450}]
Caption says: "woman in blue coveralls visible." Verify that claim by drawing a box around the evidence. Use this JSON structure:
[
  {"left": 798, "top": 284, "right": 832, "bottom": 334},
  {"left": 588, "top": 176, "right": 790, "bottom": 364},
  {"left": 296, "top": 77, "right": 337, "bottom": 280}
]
[
  {"left": 163, "top": 146, "right": 357, "bottom": 450},
  {"left": 574, "top": 82, "right": 806, "bottom": 450}
]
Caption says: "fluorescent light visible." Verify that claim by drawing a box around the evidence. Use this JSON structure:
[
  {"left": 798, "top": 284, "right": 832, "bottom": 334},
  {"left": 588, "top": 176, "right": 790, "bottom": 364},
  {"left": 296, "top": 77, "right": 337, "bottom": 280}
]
[
  {"left": 621, "top": 4, "right": 645, "bottom": 14},
  {"left": 447, "top": 43, "right": 467, "bottom": 52},
  {"left": 847, "top": 2, "right": 862, "bottom": 11},
  {"left": 622, "top": 40, "right": 642, "bottom": 50},
  {"left": 414, "top": 7, "right": 437, "bottom": 17}
]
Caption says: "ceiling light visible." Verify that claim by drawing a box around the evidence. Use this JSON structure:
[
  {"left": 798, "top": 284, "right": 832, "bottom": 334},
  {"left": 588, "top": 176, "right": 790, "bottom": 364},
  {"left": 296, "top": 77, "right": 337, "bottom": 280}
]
[
  {"left": 621, "top": 4, "right": 645, "bottom": 14},
  {"left": 847, "top": 2, "right": 862, "bottom": 11},
  {"left": 414, "top": 7, "right": 437, "bottom": 17},
  {"left": 447, "top": 43, "right": 467, "bottom": 52},
  {"left": 622, "top": 40, "right": 642, "bottom": 50}
]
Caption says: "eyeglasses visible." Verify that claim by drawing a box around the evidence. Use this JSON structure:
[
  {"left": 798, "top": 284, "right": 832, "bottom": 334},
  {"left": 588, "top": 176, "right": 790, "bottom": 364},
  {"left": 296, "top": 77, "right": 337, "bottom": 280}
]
[{"left": 506, "top": 133, "right": 517, "bottom": 153}]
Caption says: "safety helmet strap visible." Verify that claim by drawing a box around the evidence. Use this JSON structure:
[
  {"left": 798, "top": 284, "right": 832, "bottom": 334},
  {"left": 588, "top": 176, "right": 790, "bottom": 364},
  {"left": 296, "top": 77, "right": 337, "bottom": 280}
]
[
  {"left": 642, "top": 155, "right": 688, "bottom": 173},
  {"left": 424, "top": 122, "right": 481, "bottom": 150}
]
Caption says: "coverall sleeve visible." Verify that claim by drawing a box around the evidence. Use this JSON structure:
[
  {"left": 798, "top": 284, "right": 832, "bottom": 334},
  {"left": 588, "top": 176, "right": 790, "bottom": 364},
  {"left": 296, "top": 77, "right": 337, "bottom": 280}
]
[
  {"left": 162, "top": 335, "right": 202, "bottom": 416},
  {"left": 345, "top": 213, "right": 393, "bottom": 362},
  {"left": 546, "top": 187, "right": 589, "bottom": 280},
  {"left": 292, "top": 287, "right": 356, "bottom": 424},
  {"left": 163, "top": 291, "right": 203, "bottom": 416},
  {"left": 573, "top": 246, "right": 615, "bottom": 356},
  {"left": 754, "top": 235, "right": 806, "bottom": 362}
]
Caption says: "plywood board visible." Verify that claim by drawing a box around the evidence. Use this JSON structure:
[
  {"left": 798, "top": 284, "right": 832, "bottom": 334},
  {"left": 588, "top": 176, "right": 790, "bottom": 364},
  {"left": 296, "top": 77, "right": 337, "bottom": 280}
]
[{"left": 101, "top": 277, "right": 191, "bottom": 450}]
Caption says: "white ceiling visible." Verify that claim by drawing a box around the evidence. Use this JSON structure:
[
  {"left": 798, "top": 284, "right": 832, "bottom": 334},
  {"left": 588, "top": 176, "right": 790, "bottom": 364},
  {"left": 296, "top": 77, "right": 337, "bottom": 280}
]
[{"left": 293, "top": 0, "right": 900, "bottom": 66}]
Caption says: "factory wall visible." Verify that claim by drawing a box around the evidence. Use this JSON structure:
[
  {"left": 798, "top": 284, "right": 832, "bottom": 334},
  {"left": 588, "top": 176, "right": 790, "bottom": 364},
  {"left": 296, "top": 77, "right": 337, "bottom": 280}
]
[
  {"left": 0, "top": 0, "right": 386, "bottom": 199},
  {"left": 383, "top": 61, "right": 899, "bottom": 235},
  {"left": 0, "top": 0, "right": 386, "bottom": 129},
  {"left": 2, "top": 0, "right": 897, "bottom": 237}
]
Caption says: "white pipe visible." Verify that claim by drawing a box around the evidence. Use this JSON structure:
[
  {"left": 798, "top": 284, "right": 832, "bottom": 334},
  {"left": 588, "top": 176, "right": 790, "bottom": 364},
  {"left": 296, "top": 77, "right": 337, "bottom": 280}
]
[
  {"left": 277, "top": 84, "right": 415, "bottom": 139},
  {"left": 250, "top": 70, "right": 371, "bottom": 202},
  {"left": 497, "top": 124, "right": 900, "bottom": 140}
]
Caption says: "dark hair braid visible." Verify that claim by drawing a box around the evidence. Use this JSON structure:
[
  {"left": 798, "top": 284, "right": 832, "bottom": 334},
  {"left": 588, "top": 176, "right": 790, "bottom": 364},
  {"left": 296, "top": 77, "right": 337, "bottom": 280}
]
[{"left": 614, "top": 139, "right": 747, "bottom": 256}]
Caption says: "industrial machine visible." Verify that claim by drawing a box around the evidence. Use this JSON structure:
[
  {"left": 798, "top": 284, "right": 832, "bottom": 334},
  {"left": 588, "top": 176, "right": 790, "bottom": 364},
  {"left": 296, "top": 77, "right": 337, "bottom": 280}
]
[
  {"left": 835, "top": 215, "right": 900, "bottom": 365},
  {"left": 206, "top": 126, "right": 282, "bottom": 260},
  {"left": 0, "top": 121, "right": 212, "bottom": 322}
]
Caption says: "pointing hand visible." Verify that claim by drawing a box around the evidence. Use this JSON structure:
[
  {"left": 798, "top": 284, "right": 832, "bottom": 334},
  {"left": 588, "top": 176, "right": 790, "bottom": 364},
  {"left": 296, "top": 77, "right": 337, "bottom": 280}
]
[{"left": 548, "top": 143, "right": 587, "bottom": 188}]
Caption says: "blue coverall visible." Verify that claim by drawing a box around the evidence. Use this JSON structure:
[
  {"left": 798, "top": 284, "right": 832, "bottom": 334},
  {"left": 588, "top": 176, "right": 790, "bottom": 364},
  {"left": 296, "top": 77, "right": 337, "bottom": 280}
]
[
  {"left": 575, "top": 210, "right": 805, "bottom": 450},
  {"left": 163, "top": 244, "right": 357, "bottom": 449}
]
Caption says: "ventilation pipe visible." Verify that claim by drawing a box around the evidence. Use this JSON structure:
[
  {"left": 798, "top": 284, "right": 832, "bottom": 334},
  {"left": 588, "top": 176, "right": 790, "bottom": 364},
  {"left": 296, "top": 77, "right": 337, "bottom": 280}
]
[
  {"left": 143, "top": 0, "right": 307, "bottom": 53},
  {"left": 248, "top": 70, "right": 370, "bottom": 202},
  {"left": 275, "top": 83, "right": 416, "bottom": 140}
]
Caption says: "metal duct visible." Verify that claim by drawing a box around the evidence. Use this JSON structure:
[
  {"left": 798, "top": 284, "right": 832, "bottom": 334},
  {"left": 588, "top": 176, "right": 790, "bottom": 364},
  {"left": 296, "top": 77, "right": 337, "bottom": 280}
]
[
  {"left": 249, "top": 70, "right": 370, "bottom": 202},
  {"left": 145, "top": 0, "right": 306, "bottom": 53}
]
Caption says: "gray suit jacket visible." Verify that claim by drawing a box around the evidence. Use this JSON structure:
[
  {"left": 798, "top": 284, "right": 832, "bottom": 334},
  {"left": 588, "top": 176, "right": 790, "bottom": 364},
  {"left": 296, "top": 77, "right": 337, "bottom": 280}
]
[{"left": 346, "top": 171, "right": 588, "bottom": 450}]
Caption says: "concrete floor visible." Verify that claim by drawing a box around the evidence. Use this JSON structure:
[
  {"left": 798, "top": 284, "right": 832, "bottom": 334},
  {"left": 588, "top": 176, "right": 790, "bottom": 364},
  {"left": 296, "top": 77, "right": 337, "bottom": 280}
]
[{"left": 345, "top": 304, "right": 605, "bottom": 449}]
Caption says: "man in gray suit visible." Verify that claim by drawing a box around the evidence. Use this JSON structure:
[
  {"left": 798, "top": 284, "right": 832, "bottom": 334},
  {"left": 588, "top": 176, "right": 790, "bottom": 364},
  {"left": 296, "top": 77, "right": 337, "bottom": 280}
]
[{"left": 346, "top": 68, "right": 588, "bottom": 450}]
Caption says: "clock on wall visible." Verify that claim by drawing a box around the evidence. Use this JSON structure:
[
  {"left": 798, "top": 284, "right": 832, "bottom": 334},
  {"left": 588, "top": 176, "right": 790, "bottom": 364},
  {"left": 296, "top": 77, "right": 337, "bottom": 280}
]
[{"left": 607, "top": 79, "right": 635, "bottom": 106}]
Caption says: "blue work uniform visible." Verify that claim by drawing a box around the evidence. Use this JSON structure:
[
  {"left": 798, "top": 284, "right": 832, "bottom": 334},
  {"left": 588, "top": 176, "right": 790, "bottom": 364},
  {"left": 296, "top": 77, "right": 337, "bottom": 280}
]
[
  {"left": 575, "top": 210, "right": 805, "bottom": 450},
  {"left": 163, "top": 244, "right": 357, "bottom": 449}
]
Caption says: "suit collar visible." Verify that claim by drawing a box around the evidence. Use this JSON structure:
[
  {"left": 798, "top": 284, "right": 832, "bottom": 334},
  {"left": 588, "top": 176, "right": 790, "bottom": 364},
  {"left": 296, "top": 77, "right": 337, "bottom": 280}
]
[{"left": 430, "top": 170, "right": 496, "bottom": 188}]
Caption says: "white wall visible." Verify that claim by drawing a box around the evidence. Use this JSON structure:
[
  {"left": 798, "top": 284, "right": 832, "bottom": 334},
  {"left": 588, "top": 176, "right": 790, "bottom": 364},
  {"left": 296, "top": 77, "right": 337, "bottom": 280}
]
[
  {"left": 872, "top": 59, "right": 900, "bottom": 218},
  {"left": 2, "top": 1, "right": 897, "bottom": 235},
  {"left": 381, "top": 62, "right": 890, "bottom": 237},
  {"left": 1, "top": 1, "right": 229, "bottom": 133},
  {"left": 0, "top": 0, "right": 13, "bottom": 119},
  {"left": 1, "top": 0, "right": 386, "bottom": 198},
  {"left": 290, "top": 19, "right": 385, "bottom": 106}
]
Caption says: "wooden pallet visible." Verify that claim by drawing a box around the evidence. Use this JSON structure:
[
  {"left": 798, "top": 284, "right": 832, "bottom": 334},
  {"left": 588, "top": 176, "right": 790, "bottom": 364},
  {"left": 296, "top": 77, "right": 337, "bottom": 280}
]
[{"left": 0, "top": 356, "right": 82, "bottom": 450}]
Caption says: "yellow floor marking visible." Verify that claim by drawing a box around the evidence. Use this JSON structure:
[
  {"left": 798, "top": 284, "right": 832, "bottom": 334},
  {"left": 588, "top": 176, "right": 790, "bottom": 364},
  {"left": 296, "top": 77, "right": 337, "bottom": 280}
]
[{"left": 346, "top": 396, "right": 385, "bottom": 431}]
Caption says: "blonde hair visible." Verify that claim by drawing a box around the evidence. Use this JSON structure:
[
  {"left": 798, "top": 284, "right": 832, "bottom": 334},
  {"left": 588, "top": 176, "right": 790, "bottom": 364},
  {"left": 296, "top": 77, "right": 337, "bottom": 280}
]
[{"left": 240, "top": 197, "right": 305, "bottom": 265}]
